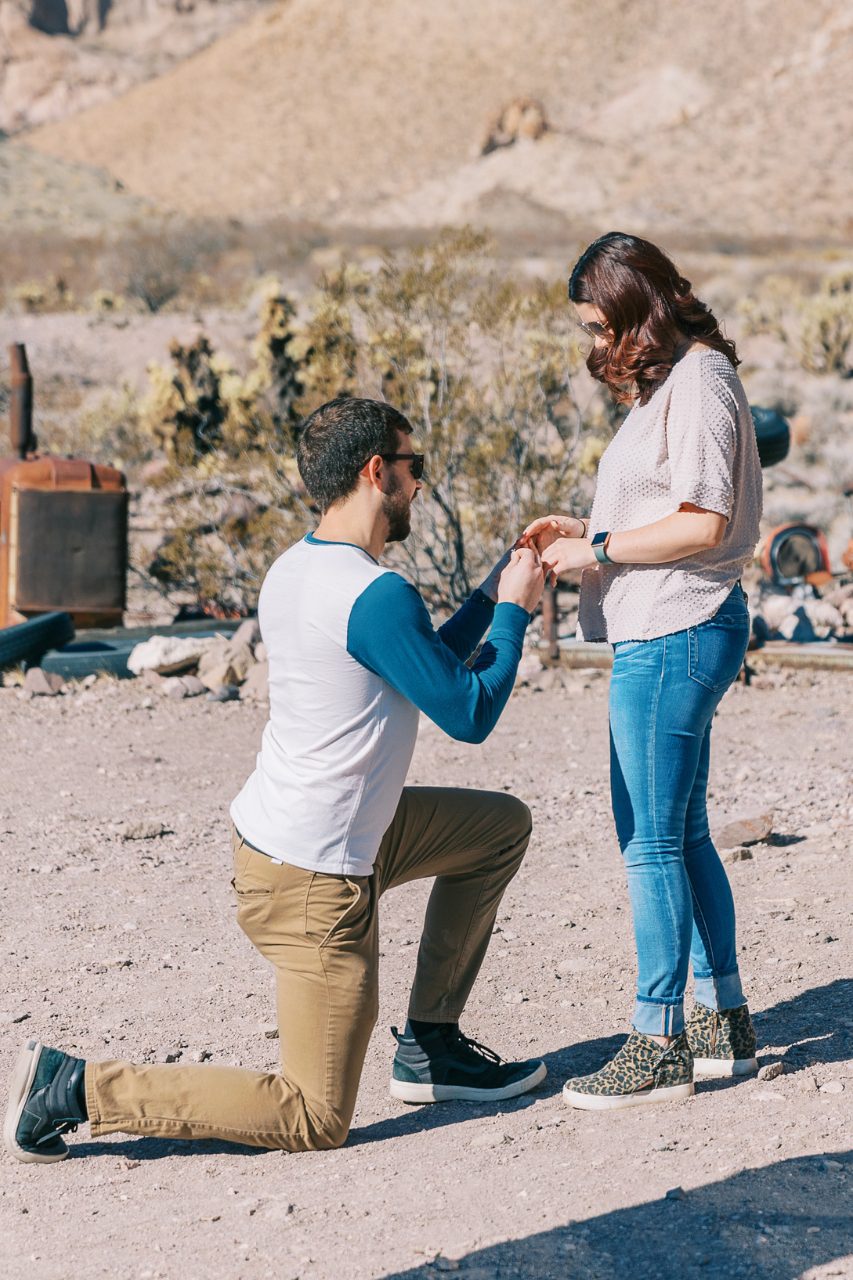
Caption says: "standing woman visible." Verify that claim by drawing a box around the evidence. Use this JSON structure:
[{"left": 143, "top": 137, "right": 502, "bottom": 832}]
[{"left": 523, "top": 232, "right": 763, "bottom": 1110}]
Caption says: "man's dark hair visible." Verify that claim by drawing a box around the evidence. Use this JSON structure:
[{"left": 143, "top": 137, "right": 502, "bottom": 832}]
[{"left": 296, "top": 396, "right": 413, "bottom": 512}]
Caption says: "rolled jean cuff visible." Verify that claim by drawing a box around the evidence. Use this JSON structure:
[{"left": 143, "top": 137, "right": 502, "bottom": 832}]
[
  {"left": 694, "top": 970, "right": 746, "bottom": 1012},
  {"left": 632, "top": 998, "right": 684, "bottom": 1037}
]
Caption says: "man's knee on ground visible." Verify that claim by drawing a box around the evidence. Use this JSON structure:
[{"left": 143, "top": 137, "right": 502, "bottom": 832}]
[{"left": 309, "top": 1111, "right": 350, "bottom": 1150}]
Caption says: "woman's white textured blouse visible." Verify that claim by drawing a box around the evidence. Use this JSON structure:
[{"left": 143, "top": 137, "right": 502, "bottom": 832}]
[{"left": 578, "top": 348, "right": 763, "bottom": 644}]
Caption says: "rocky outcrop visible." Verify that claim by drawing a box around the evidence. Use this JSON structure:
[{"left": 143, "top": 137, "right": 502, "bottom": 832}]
[{"left": 0, "top": 0, "right": 269, "bottom": 133}]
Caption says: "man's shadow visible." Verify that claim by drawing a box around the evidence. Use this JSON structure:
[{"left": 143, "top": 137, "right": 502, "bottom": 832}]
[
  {"left": 376, "top": 1151, "right": 853, "bottom": 1280},
  {"left": 73, "top": 977, "right": 851, "bottom": 1158}
]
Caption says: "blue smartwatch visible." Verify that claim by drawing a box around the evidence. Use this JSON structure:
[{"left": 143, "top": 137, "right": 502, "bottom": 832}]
[{"left": 591, "top": 530, "right": 613, "bottom": 565}]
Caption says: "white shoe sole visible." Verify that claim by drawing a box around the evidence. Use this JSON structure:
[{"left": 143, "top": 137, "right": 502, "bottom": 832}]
[
  {"left": 562, "top": 1080, "right": 694, "bottom": 1111},
  {"left": 4, "top": 1040, "right": 69, "bottom": 1164},
  {"left": 390, "top": 1060, "right": 546, "bottom": 1104},
  {"left": 693, "top": 1056, "right": 758, "bottom": 1078}
]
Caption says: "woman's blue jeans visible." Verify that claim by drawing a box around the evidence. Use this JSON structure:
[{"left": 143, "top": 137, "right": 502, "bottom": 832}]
[{"left": 609, "top": 585, "right": 751, "bottom": 1036}]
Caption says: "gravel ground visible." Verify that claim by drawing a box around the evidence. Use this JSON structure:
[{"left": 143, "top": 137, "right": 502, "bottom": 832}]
[{"left": 0, "top": 667, "right": 850, "bottom": 1280}]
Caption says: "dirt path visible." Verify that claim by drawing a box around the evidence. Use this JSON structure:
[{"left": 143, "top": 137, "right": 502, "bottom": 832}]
[{"left": 0, "top": 667, "right": 850, "bottom": 1280}]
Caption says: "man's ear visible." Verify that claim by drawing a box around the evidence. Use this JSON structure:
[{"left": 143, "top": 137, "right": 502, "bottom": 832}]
[{"left": 361, "top": 454, "right": 385, "bottom": 492}]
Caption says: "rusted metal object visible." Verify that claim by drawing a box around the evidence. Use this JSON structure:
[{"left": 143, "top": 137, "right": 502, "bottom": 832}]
[
  {"left": 9, "top": 344, "right": 36, "bottom": 459},
  {"left": 1, "top": 344, "right": 129, "bottom": 628},
  {"left": 540, "top": 583, "right": 560, "bottom": 662}
]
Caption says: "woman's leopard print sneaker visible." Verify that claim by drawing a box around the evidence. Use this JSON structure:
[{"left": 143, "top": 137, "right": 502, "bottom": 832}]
[
  {"left": 562, "top": 1030, "right": 694, "bottom": 1111},
  {"left": 686, "top": 1003, "right": 758, "bottom": 1077}
]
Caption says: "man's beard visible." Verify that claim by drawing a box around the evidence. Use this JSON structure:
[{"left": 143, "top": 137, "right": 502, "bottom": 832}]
[{"left": 381, "top": 476, "right": 413, "bottom": 543}]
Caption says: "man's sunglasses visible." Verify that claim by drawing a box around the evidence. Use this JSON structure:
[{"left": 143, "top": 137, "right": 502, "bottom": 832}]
[{"left": 377, "top": 452, "right": 426, "bottom": 480}]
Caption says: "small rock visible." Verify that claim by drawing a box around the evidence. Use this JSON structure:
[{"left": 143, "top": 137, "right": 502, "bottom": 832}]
[
  {"left": 198, "top": 640, "right": 254, "bottom": 690},
  {"left": 23, "top": 667, "right": 64, "bottom": 696},
  {"left": 193, "top": 1049, "right": 213, "bottom": 1063},
  {"left": 470, "top": 1130, "right": 512, "bottom": 1150},
  {"left": 119, "top": 821, "right": 170, "bottom": 841},
  {"left": 108, "top": 957, "right": 133, "bottom": 968},
  {"left": 128, "top": 635, "right": 218, "bottom": 677},
  {"left": 262, "top": 1026, "right": 279, "bottom": 1039},
  {"left": 241, "top": 661, "right": 269, "bottom": 702},
  {"left": 0, "top": 1011, "right": 29, "bottom": 1026},
  {"left": 431, "top": 1258, "right": 460, "bottom": 1273},
  {"left": 757, "top": 1061, "right": 783, "bottom": 1081},
  {"left": 819, "top": 1080, "right": 844, "bottom": 1095},
  {"left": 231, "top": 617, "right": 261, "bottom": 650},
  {"left": 121, "top": 1157, "right": 141, "bottom": 1170},
  {"left": 206, "top": 684, "right": 241, "bottom": 703},
  {"left": 798, "top": 1074, "right": 819, "bottom": 1093},
  {"left": 715, "top": 813, "right": 774, "bottom": 848},
  {"left": 164, "top": 1050, "right": 182, "bottom": 1063},
  {"left": 503, "top": 990, "right": 527, "bottom": 1005},
  {"left": 665, "top": 1187, "right": 685, "bottom": 1201},
  {"left": 140, "top": 668, "right": 165, "bottom": 688},
  {"left": 723, "top": 846, "right": 754, "bottom": 864},
  {"left": 162, "top": 676, "right": 190, "bottom": 700},
  {"left": 535, "top": 1112, "right": 565, "bottom": 1129},
  {"left": 181, "top": 675, "right": 206, "bottom": 697}
]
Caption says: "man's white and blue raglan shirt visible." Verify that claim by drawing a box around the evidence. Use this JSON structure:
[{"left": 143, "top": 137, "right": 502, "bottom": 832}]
[{"left": 230, "top": 534, "right": 530, "bottom": 876}]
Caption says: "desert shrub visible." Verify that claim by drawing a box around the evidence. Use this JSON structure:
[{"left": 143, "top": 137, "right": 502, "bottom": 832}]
[
  {"left": 137, "top": 231, "right": 610, "bottom": 614},
  {"left": 739, "top": 271, "right": 853, "bottom": 377},
  {"left": 68, "top": 387, "right": 149, "bottom": 469},
  {"left": 12, "top": 275, "right": 74, "bottom": 314},
  {"left": 798, "top": 284, "right": 853, "bottom": 376}
]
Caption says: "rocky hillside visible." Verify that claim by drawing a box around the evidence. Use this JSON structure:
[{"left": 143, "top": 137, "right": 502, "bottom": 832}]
[
  {"left": 20, "top": 0, "right": 853, "bottom": 244},
  {"left": 0, "top": 0, "right": 271, "bottom": 133}
]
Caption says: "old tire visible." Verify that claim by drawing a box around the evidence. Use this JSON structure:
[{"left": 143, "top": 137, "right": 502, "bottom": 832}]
[
  {"left": 0, "top": 612, "right": 75, "bottom": 669},
  {"left": 38, "top": 640, "right": 136, "bottom": 682}
]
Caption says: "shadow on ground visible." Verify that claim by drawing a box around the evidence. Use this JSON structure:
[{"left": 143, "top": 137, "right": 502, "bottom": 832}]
[
  {"left": 378, "top": 1151, "right": 853, "bottom": 1280},
  {"left": 70, "top": 979, "right": 851, "bottom": 1159},
  {"left": 354, "top": 978, "right": 852, "bottom": 1145}
]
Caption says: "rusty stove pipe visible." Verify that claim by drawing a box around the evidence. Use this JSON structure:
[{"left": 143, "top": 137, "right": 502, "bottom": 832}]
[{"left": 9, "top": 343, "right": 36, "bottom": 459}]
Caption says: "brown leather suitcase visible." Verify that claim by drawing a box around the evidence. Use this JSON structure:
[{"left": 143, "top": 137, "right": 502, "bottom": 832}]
[{"left": 0, "top": 455, "right": 128, "bottom": 628}]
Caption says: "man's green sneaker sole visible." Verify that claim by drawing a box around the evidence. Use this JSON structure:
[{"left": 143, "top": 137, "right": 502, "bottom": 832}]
[
  {"left": 561, "top": 1079, "right": 694, "bottom": 1110},
  {"left": 390, "top": 1060, "right": 546, "bottom": 1105},
  {"left": 4, "top": 1041, "right": 69, "bottom": 1165}
]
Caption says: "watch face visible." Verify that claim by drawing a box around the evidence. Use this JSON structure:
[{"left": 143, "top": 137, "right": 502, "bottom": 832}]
[{"left": 591, "top": 531, "right": 608, "bottom": 547}]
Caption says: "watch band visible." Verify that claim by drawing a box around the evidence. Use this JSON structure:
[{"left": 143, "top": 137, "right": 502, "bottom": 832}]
[{"left": 591, "top": 530, "right": 612, "bottom": 565}]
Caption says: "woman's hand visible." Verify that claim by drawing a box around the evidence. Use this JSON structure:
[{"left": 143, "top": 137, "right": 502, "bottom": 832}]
[
  {"left": 541, "top": 536, "right": 597, "bottom": 584},
  {"left": 518, "top": 514, "right": 586, "bottom": 555}
]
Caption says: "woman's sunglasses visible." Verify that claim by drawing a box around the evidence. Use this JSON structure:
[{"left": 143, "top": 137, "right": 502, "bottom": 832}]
[
  {"left": 575, "top": 318, "right": 611, "bottom": 341},
  {"left": 378, "top": 452, "right": 426, "bottom": 480}
]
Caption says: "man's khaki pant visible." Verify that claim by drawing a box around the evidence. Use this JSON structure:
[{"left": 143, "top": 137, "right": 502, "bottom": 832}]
[{"left": 86, "top": 787, "right": 532, "bottom": 1151}]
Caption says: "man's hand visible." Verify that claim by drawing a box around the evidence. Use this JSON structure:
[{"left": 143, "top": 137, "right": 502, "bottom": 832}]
[
  {"left": 519, "top": 514, "right": 586, "bottom": 555},
  {"left": 541, "top": 536, "right": 596, "bottom": 584},
  {"left": 478, "top": 548, "right": 513, "bottom": 604},
  {"left": 496, "top": 547, "right": 546, "bottom": 613}
]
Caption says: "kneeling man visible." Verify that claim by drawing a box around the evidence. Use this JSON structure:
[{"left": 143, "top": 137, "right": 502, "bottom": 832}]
[{"left": 6, "top": 396, "right": 546, "bottom": 1161}]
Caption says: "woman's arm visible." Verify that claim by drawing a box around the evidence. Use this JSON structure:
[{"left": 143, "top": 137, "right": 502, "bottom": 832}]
[{"left": 542, "top": 503, "right": 726, "bottom": 577}]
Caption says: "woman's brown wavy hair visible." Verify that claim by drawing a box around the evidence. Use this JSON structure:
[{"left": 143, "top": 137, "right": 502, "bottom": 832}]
[{"left": 568, "top": 232, "right": 739, "bottom": 406}]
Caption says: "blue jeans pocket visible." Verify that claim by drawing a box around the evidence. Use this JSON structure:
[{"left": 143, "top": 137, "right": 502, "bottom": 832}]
[{"left": 688, "top": 610, "right": 749, "bottom": 692}]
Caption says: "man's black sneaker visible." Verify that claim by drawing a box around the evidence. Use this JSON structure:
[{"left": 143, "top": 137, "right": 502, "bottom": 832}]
[
  {"left": 390, "top": 1024, "right": 546, "bottom": 1104},
  {"left": 4, "top": 1040, "right": 87, "bottom": 1164}
]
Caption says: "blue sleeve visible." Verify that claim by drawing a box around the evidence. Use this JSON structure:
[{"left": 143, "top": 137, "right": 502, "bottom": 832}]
[
  {"left": 437, "top": 588, "right": 496, "bottom": 661},
  {"left": 347, "top": 574, "right": 529, "bottom": 745}
]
